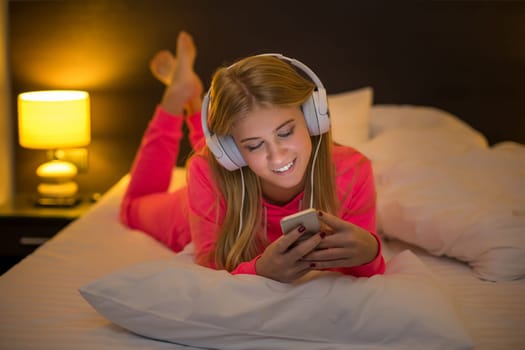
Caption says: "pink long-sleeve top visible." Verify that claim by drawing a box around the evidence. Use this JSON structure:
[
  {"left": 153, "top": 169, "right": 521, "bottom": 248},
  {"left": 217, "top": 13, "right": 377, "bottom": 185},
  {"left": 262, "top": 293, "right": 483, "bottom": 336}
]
[{"left": 121, "top": 106, "right": 385, "bottom": 277}]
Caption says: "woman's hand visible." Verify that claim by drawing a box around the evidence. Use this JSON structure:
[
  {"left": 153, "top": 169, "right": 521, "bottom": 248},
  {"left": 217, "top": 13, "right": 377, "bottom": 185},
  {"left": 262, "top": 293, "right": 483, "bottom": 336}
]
[
  {"left": 255, "top": 225, "right": 324, "bottom": 283},
  {"left": 301, "top": 211, "right": 379, "bottom": 269}
]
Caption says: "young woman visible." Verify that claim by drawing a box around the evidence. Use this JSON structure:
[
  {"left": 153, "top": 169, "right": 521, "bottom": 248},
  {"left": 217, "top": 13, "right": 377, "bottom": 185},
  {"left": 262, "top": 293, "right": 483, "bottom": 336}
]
[{"left": 121, "top": 31, "right": 385, "bottom": 283}]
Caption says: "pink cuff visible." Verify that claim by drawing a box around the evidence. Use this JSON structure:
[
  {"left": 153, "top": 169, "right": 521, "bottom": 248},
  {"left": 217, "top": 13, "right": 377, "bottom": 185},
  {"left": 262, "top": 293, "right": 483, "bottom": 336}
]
[
  {"left": 154, "top": 105, "right": 184, "bottom": 122},
  {"left": 230, "top": 255, "right": 262, "bottom": 275}
]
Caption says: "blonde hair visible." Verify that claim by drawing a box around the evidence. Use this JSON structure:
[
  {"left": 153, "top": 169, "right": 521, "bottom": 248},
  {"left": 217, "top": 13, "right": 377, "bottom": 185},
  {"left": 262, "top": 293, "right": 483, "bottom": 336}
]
[{"left": 204, "top": 55, "right": 338, "bottom": 271}]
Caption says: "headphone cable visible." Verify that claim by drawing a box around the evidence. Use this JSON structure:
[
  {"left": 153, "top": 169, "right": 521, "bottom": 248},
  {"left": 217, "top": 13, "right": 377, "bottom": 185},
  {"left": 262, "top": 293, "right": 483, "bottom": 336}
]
[
  {"left": 236, "top": 167, "right": 246, "bottom": 241},
  {"left": 309, "top": 133, "right": 322, "bottom": 208}
]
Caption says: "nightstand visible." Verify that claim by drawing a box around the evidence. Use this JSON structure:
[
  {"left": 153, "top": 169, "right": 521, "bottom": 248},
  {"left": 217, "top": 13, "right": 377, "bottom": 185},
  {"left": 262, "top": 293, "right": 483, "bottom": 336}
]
[{"left": 0, "top": 194, "right": 95, "bottom": 275}]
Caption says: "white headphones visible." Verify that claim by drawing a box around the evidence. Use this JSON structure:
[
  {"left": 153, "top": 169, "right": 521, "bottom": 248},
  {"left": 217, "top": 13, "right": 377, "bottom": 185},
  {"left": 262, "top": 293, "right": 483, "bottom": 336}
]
[{"left": 201, "top": 53, "right": 330, "bottom": 171}]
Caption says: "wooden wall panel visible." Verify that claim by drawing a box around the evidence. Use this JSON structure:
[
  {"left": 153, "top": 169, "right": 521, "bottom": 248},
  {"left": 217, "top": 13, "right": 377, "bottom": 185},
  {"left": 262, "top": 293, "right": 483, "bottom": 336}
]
[{"left": 8, "top": 0, "right": 525, "bottom": 195}]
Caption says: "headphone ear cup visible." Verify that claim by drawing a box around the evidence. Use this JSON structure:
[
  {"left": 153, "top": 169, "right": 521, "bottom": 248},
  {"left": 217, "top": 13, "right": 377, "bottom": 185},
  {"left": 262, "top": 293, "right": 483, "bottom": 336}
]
[
  {"left": 216, "top": 135, "right": 247, "bottom": 171},
  {"left": 311, "top": 89, "right": 330, "bottom": 135},
  {"left": 202, "top": 93, "right": 246, "bottom": 171},
  {"left": 302, "top": 93, "right": 322, "bottom": 135}
]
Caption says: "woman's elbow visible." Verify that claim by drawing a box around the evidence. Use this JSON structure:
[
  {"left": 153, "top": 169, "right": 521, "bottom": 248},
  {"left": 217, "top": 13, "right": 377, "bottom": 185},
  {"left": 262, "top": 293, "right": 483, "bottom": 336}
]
[{"left": 119, "top": 198, "right": 134, "bottom": 228}]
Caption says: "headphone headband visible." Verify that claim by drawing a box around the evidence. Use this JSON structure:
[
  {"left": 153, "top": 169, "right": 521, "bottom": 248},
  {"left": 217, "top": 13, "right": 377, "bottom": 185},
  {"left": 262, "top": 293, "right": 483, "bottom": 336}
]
[
  {"left": 201, "top": 53, "right": 330, "bottom": 171},
  {"left": 257, "top": 53, "right": 328, "bottom": 115}
]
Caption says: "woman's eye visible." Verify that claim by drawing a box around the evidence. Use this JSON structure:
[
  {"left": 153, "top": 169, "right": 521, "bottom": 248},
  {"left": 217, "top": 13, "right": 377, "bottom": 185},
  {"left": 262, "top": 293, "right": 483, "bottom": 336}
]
[
  {"left": 278, "top": 127, "right": 294, "bottom": 138},
  {"left": 246, "top": 142, "right": 263, "bottom": 152}
]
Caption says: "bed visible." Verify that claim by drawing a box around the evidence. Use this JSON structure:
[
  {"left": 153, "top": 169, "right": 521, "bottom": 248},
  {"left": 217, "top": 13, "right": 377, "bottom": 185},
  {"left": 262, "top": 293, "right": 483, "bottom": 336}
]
[
  {"left": 4, "top": 1, "right": 525, "bottom": 349},
  {"left": 1, "top": 88, "right": 524, "bottom": 349}
]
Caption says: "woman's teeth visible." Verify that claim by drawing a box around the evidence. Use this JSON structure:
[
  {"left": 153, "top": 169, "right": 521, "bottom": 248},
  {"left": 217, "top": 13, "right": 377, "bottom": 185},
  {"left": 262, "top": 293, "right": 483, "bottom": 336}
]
[{"left": 274, "top": 160, "right": 294, "bottom": 173}]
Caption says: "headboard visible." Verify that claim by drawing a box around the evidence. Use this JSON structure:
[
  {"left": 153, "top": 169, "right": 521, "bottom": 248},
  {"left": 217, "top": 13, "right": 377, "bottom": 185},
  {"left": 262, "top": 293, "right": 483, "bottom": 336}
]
[{"left": 9, "top": 0, "right": 525, "bottom": 195}]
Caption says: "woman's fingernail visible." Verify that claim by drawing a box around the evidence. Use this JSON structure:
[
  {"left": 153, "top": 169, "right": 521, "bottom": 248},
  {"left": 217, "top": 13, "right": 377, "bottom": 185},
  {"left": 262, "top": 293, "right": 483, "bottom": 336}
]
[
  {"left": 318, "top": 211, "right": 323, "bottom": 217},
  {"left": 310, "top": 262, "right": 316, "bottom": 268},
  {"left": 298, "top": 225, "right": 306, "bottom": 233},
  {"left": 320, "top": 231, "right": 326, "bottom": 239}
]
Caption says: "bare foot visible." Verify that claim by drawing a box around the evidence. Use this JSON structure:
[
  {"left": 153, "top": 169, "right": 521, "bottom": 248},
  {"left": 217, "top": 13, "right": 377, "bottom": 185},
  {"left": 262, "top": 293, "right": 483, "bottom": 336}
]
[
  {"left": 154, "top": 31, "right": 203, "bottom": 114},
  {"left": 170, "top": 31, "right": 201, "bottom": 100},
  {"left": 150, "top": 50, "right": 175, "bottom": 85}
]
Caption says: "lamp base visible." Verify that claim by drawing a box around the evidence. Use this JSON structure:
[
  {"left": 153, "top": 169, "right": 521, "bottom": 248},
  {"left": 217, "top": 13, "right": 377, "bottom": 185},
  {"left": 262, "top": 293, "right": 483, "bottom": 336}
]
[
  {"left": 34, "top": 160, "right": 81, "bottom": 207},
  {"left": 35, "top": 195, "right": 81, "bottom": 207}
]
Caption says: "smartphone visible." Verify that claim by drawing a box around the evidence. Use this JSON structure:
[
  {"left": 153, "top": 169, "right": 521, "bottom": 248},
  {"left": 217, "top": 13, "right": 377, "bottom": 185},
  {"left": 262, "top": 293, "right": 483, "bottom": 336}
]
[{"left": 280, "top": 208, "right": 321, "bottom": 244}]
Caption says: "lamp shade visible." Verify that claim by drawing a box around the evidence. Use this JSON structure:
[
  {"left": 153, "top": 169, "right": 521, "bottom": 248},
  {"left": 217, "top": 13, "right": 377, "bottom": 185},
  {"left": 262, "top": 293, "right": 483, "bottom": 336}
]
[{"left": 18, "top": 90, "right": 91, "bottom": 149}]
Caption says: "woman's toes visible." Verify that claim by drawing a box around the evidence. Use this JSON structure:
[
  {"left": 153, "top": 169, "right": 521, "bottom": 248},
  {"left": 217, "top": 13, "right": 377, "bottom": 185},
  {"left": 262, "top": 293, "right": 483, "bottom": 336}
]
[
  {"left": 150, "top": 50, "right": 175, "bottom": 85},
  {"left": 176, "top": 31, "right": 196, "bottom": 68}
]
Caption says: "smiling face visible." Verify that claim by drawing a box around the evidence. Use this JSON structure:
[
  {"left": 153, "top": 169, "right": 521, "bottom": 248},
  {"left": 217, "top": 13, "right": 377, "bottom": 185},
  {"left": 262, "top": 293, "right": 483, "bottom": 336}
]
[{"left": 230, "top": 104, "right": 313, "bottom": 204}]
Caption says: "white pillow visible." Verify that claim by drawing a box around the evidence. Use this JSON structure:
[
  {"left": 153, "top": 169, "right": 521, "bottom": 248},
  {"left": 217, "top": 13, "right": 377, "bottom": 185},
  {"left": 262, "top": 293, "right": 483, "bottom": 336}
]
[
  {"left": 328, "top": 87, "right": 373, "bottom": 148},
  {"left": 362, "top": 126, "right": 525, "bottom": 281},
  {"left": 80, "top": 250, "right": 472, "bottom": 350},
  {"left": 369, "top": 104, "right": 487, "bottom": 144}
]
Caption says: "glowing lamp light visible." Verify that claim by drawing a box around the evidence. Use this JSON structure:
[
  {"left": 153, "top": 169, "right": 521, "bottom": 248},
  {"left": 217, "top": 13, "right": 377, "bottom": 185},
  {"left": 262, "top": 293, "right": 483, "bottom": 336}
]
[
  {"left": 18, "top": 90, "right": 90, "bottom": 148},
  {"left": 18, "top": 90, "right": 91, "bottom": 206}
]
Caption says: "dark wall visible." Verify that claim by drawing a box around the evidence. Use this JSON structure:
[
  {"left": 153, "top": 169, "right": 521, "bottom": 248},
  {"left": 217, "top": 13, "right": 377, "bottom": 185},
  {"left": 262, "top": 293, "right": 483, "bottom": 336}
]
[{"left": 9, "top": 0, "right": 525, "bottom": 195}]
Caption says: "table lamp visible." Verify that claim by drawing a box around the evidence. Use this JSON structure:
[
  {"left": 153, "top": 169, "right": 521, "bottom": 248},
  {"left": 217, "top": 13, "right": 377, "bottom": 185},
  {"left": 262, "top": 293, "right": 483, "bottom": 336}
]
[{"left": 18, "top": 90, "right": 91, "bottom": 206}]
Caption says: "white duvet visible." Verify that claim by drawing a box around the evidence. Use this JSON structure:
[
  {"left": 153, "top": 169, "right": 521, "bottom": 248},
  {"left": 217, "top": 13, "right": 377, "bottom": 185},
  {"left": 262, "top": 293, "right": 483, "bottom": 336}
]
[{"left": 359, "top": 105, "right": 525, "bottom": 281}]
